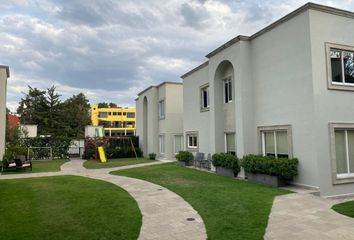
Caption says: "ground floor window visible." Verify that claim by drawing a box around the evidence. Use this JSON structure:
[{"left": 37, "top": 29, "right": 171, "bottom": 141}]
[
  {"left": 225, "top": 133, "right": 236, "bottom": 155},
  {"left": 159, "top": 135, "right": 165, "bottom": 155},
  {"left": 186, "top": 132, "right": 198, "bottom": 150},
  {"left": 259, "top": 125, "right": 292, "bottom": 159},
  {"left": 174, "top": 135, "right": 183, "bottom": 154},
  {"left": 334, "top": 129, "right": 354, "bottom": 177}
]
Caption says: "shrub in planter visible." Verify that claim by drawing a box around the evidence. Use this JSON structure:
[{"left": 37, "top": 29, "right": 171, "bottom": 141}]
[
  {"left": 241, "top": 154, "right": 298, "bottom": 186},
  {"left": 149, "top": 153, "right": 156, "bottom": 160},
  {"left": 175, "top": 151, "right": 193, "bottom": 166},
  {"left": 212, "top": 153, "right": 240, "bottom": 177}
]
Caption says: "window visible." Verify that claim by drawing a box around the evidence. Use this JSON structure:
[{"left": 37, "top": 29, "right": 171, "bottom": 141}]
[
  {"left": 159, "top": 100, "right": 165, "bottom": 119},
  {"left": 200, "top": 85, "right": 209, "bottom": 111},
  {"left": 186, "top": 133, "right": 198, "bottom": 149},
  {"left": 118, "top": 112, "right": 122, "bottom": 116},
  {"left": 174, "top": 135, "right": 183, "bottom": 154},
  {"left": 127, "top": 112, "right": 135, "bottom": 118},
  {"left": 108, "top": 112, "right": 112, "bottom": 116},
  {"left": 159, "top": 135, "right": 165, "bottom": 154},
  {"left": 98, "top": 112, "right": 108, "bottom": 118},
  {"left": 113, "top": 112, "right": 118, "bottom": 116},
  {"left": 224, "top": 77, "right": 232, "bottom": 103},
  {"left": 259, "top": 126, "right": 292, "bottom": 159},
  {"left": 225, "top": 133, "right": 236, "bottom": 155},
  {"left": 327, "top": 43, "right": 354, "bottom": 90},
  {"left": 123, "top": 112, "right": 126, "bottom": 116},
  {"left": 330, "top": 123, "right": 354, "bottom": 183}
]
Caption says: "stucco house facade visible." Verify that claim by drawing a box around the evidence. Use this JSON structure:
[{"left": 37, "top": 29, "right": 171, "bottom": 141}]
[
  {"left": 182, "top": 3, "right": 354, "bottom": 197},
  {"left": 0, "top": 65, "right": 9, "bottom": 161},
  {"left": 136, "top": 82, "right": 183, "bottom": 160}
]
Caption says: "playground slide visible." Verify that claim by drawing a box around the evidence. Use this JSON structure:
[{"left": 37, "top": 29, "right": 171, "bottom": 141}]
[{"left": 98, "top": 146, "right": 107, "bottom": 163}]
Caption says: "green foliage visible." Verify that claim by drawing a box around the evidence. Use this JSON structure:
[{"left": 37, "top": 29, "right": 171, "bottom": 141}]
[
  {"left": 17, "top": 85, "right": 90, "bottom": 139},
  {"left": 97, "top": 102, "right": 109, "bottom": 108},
  {"left": 107, "top": 147, "right": 143, "bottom": 159},
  {"left": 148, "top": 153, "right": 156, "bottom": 160},
  {"left": 241, "top": 155, "right": 298, "bottom": 180},
  {"left": 19, "top": 137, "right": 71, "bottom": 160},
  {"left": 212, "top": 153, "right": 240, "bottom": 175},
  {"left": 175, "top": 151, "right": 194, "bottom": 162},
  {"left": 2, "top": 145, "right": 34, "bottom": 166}
]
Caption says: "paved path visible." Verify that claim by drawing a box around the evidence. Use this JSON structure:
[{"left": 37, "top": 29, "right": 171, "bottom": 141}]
[
  {"left": 0, "top": 159, "right": 207, "bottom": 240},
  {"left": 265, "top": 190, "right": 354, "bottom": 240}
]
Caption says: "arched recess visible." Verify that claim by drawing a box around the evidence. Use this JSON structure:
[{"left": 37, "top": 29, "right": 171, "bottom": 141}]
[
  {"left": 143, "top": 96, "right": 148, "bottom": 157},
  {"left": 213, "top": 60, "right": 236, "bottom": 153}
]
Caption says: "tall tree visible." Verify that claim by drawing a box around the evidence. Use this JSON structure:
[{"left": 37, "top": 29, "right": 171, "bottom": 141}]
[
  {"left": 97, "top": 102, "right": 109, "bottom": 108},
  {"left": 45, "top": 86, "right": 62, "bottom": 136}
]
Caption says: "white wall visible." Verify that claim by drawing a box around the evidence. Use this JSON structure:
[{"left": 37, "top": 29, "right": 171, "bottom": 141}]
[
  {"left": 20, "top": 124, "right": 37, "bottom": 138},
  {"left": 309, "top": 9, "right": 354, "bottom": 197},
  {"left": 0, "top": 66, "right": 8, "bottom": 160}
]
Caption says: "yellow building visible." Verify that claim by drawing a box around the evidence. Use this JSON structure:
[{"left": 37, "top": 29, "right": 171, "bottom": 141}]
[{"left": 91, "top": 104, "right": 136, "bottom": 136}]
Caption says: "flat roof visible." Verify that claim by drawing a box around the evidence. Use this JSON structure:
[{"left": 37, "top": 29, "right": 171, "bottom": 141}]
[
  {"left": 137, "top": 81, "right": 182, "bottom": 96},
  {"left": 0, "top": 65, "right": 10, "bottom": 78},
  {"left": 182, "top": 2, "right": 354, "bottom": 78}
]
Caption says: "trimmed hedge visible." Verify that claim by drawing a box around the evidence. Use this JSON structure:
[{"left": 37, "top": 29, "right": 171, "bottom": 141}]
[
  {"left": 212, "top": 153, "right": 240, "bottom": 176},
  {"left": 175, "top": 151, "right": 194, "bottom": 163},
  {"left": 241, "top": 154, "right": 298, "bottom": 180}
]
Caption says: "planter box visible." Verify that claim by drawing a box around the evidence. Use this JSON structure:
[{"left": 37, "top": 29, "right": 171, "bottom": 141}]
[
  {"left": 177, "top": 160, "right": 192, "bottom": 167},
  {"left": 246, "top": 173, "right": 288, "bottom": 187},
  {"left": 216, "top": 166, "right": 235, "bottom": 177}
]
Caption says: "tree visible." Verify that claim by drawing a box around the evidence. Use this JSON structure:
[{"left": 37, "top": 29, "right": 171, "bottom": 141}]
[
  {"left": 97, "top": 102, "right": 109, "bottom": 108},
  {"left": 109, "top": 102, "right": 117, "bottom": 108},
  {"left": 6, "top": 107, "right": 20, "bottom": 144},
  {"left": 62, "top": 93, "right": 91, "bottom": 138}
]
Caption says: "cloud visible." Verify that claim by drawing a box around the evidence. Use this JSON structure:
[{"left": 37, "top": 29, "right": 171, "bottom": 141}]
[{"left": 2, "top": 0, "right": 354, "bottom": 112}]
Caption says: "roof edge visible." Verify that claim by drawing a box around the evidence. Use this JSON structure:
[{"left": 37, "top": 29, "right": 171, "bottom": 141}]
[
  {"left": 137, "top": 81, "right": 182, "bottom": 96},
  {"left": 205, "top": 35, "right": 249, "bottom": 58},
  {"left": 0, "top": 65, "right": 10, "bottom": 78},
  {"left": 181, "top": 61, "right": 209, "bottom": 79}
]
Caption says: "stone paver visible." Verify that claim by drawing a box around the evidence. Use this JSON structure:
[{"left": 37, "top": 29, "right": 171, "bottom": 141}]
[
  {"left": 265, "top": 190, "right": 354, "bottom": 240},
  {"left": 0, "top": 159, "right": 207, "bottom": 240}
]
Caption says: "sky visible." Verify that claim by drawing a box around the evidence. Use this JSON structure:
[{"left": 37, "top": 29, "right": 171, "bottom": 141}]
[{"left": 1, "top": 0, "right": 354, "bottom": 111}]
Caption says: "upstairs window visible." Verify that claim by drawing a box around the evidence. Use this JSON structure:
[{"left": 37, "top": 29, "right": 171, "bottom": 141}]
[
  {"left": 200, "top": 85, "right": 209, "bottom": 111},
  {"left": 224, "top": 77, "right": 232, "bottom": 103},
  {"left": 127, "top": 112, "right": 135, "bottom": 118},
  {"left": 159, "top": 100, "right": 165, "bottom": 119},
  {"left": 98, "top": 112, "right": 108, "bottom": 118}
]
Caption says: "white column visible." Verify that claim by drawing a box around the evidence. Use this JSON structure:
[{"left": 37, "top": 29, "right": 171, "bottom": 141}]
[{"left": 0, "top": 66, "right": 9, "bottom": 160}]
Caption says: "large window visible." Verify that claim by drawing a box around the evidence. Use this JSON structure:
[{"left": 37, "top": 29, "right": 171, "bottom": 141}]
[
  {"left": 225, "top": 133, "right": 236, "bottom": 156},
  {"left": 159, "top": 135, "right": 165, "bottom": 155},
  {"left": 327, "top": 43, "right": 354, "bottom": 90},
  {"left": 259, "top": 126, "right": 292, "bottom": 159},
  {"left": 159, "top": 100, "right": 165, "bottom": 119},
  {"left": 186, "top": 132, "right": 198, "bottom": 149},
  {"left": 224, "top": 77, "right": 232, "bottom": 103},
  {"left": 200, "top": 85, "right": 209, "bottom": 111},
  {"left": 98, "top": 112, "right": 108, "bottom": 118},
  {"left": 127, "top": 112, "right": 135, "bottom": 118}
]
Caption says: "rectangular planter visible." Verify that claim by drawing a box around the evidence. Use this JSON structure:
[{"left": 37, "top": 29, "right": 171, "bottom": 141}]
[
  {"left": 177, "top": 160, "right": 192, "bottom": 167},
  {"left": 216, "top": 166, "right": 235, "bottom": 177},
  {"left": 246, "top": 173, "right": 288, "bottom": 187}
]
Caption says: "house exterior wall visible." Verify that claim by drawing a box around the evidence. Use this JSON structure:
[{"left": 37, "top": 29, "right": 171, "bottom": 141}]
[
  {"left": 0, "top": 66, "right": 9, "bottom": 161},
  {"left": 309, "top": 9, "right": 354, "bottom": 197},
  {"left": 136, "top": 82, "right": 183, "bottom": 160},
  {"left": 20, "top": 124, "right": 38, "bottom": 138}
]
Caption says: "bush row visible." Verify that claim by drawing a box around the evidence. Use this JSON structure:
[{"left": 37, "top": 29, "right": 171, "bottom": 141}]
[{"left": 212, "top": 153, "right": 240, "bottom": 175}]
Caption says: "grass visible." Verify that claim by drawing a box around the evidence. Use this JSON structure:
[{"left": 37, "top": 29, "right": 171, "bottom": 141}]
[
  {"left": 112, "top": 163, "right": 290, "bottom": 240},
  {"left": 1, "top": 159, "right": 69, "bottom": 174},
  {"left": 332, "top": 200, "right": 354, "bottom": 218},
  {"left": 0, "top": 175, "right": 141, "bottom": 240},
  {"left": 83, "top": 157, "right": 155, "bottom": 169}
]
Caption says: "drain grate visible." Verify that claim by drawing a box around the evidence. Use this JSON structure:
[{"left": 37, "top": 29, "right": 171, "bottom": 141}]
[{"left": 186, "top": 218, "right": 195, "bottom": 221}]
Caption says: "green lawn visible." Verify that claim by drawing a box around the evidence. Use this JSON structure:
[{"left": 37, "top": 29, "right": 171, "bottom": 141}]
[
  {"left": 83, "top": 157, "right": 155, "bottom": 169},
  {"left": 332, "top": 200, "right": 354, "bottom": 218},
  {"left": 2, "top": 159, "right": 69, "bottom": 174},
  {"left": 112, "top": 163, "right": 290, "bottom": 240},
  {"left": 0, "top": 175, "right": 141, "bottom": 240}
]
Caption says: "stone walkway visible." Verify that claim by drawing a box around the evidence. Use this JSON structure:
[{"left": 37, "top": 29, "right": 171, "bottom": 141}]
[
  {"left": 265, "top": 189, "right": 354, "bottom": 240},
  {"left": 0, "top": 159, "right": 207, "bottom": 240}
]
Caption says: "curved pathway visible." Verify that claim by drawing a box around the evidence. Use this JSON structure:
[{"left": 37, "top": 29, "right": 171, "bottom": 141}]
[
  {"left": 0, "top": 159, "right": 207, "bottom": 240},
  {"left": 265, "top": 190, "right": 354, "bottom": 240}
]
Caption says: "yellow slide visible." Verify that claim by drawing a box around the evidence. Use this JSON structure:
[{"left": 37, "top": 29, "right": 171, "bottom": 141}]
[{"left": 98, "top": 146, "right": 107, "bottom": 163}]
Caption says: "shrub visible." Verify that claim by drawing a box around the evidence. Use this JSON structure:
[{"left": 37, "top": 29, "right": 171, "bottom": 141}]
[
  {"left": 212, "top": 153, "right": 240, "bottom": 175},
  {"left": 149, "top": 153, "right": 156, "bottom": 160},
  {"left": 241, "top": 154, "right": 298, "bottom": 180},
  {"left": 175, "top": 151, "right": 193, "bottom": 163},
  {"left": 2, "top": 145, "right": 34, "bottom": 166}
]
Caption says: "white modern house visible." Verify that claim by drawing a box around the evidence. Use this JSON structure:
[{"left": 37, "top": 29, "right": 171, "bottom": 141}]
[
  {"left": 182, "top": 3, "right": 354, "bottom": 197},
  {"left": 136, "top": 82, "right": 183, "bottom": 160},
  {"left": 0, "top": 65, "right": 9, "bottom": 160}
]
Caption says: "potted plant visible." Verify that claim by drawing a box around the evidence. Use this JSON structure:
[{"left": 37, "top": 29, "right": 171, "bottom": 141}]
[
  {"left": 175, "top": 151, "right": 194, "bottom": 166},
  {"left": 212, "top": 153, "right": 240, "bottom": 177},
  {"left": 241, "top": 154, "right": 298, "bottom": 187},
  {"left": 149, "top": 153, "right": 156, "bottom": 160}
]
